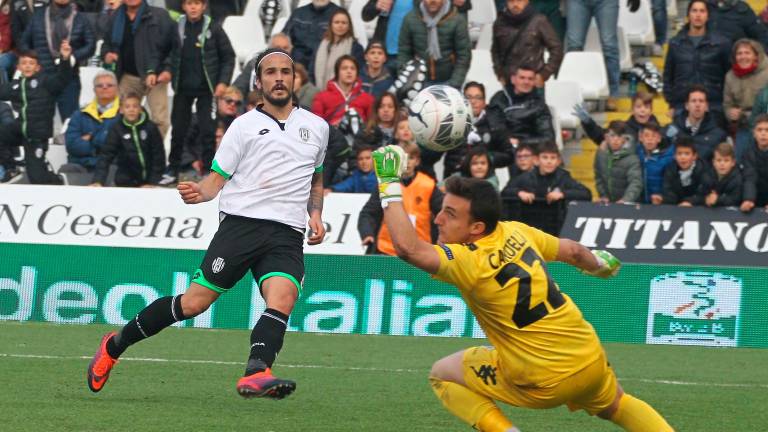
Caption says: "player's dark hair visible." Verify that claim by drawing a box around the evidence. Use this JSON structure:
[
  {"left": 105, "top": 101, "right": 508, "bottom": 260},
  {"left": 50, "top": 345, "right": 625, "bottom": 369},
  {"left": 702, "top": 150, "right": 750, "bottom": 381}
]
[
  {"left": 444, "top": 176, "right": 500, "bottom": 235},
  {"left": 334, "top": 55, "right": 359, "bottom": 81},
  {"left": 255, "top": 48, "right": 295, "bottom": 81}
]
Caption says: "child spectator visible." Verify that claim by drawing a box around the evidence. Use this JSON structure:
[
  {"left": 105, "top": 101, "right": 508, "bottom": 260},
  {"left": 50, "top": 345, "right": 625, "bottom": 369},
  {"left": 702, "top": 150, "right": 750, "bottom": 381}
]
[
  {"left": 0, "top": 49, "right": 73, "bottom": 184},
  {"left": 511, "top": 142, "right": 537, "bottom": 179},
  {"left": 697, "top": 142, "right": 743, "bottom": 207},
  {"left": 359, "top": 40, "right": 393, "bottom": 98},
  {"left": 575, "top": 91, "right": 660, "bottom": 146},
  {"left": 741, "top": 113, "right": 768, "bottom": 212},
  {"left": 91, "top": 92, "right": 165, "bottom": 187},
  {"left": 504, "top": 143, "right": 591, "bottom": 204},
  {"left": 662, "top": 137, "right": 708, "bottom": 206},
  {"left": 325, "top": 146, "right": 377, "bottom": 194},
  {"left": 442, "top": 145, "right": 499, "bottom": 191},
  {"left": 162, "top": 0, "right": 235, "bottom": 186},
  {"left": 594, "top": 121, "right": 643, "bottom": 203},
  {"left": 637, "top": 121, "right": 675, "bottom": 204}
]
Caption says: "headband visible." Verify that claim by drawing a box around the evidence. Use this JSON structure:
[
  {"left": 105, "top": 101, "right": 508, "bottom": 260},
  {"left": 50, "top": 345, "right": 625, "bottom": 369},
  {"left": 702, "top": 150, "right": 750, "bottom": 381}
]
[{"left": 256, "top": 51, "right": 295, "bottom": 74}]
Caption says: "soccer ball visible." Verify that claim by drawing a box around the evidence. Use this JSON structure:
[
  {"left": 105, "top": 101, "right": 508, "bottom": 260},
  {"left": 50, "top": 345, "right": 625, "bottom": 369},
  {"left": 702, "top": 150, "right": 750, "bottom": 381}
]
[{"left": 407, "top": 85, "right": 473, "bottom": 152}]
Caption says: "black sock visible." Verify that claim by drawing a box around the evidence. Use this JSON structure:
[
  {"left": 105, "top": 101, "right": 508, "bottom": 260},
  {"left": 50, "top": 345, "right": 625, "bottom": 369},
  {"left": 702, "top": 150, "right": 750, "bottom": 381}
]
[
  {"left": 106, "top": 295, "right": 187, "bottom": 358},
  {"left": 245, "top": 308, "right": 289, "bottom": 375}
]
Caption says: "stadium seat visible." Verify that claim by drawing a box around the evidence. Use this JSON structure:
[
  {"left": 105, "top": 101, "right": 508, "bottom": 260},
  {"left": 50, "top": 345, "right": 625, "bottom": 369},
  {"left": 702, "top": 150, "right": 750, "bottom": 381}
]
[
  {"left": 78, "top": 66, "right": 103, "bottom": 108},
  {"left": 467, "top": 0, "right": 496, "bottom": 43},
  {"left": 556, "top": 52, "right": 609, "bottom": 100},
  {"left": 548, "top": 105, "right": 564, "bottom": 150},
  {"left": 465, "top": 49, "right": 503, "bottom": 99},
  {"left": 46, "top": 144, "right": 68, "bottom": 173},
  {"left": 223, "top": 16, "right": 267, "bottom": 65},
  {"left": 271, "top": 16, "right": 289, "bottom": 36},
  {"left": 545, "top": 80, "right": 583, "bottom": 129},
  {"left": 619, "top": 0, "right": 655, "bottom": 46},
  {"left": 348, "top": 0, "right": 376, "bottom": 43},
  {"left": 244, "top": 0, "right": 291, "bottom": 19},
  {"left": 584, "top": 21, "right": 633, "bottom": 72},
  {"left": 475, "top": 23, "right": 493, "bottom": 51},
  {"left": 668, "top": 0, "right": 678, "bottom": 17}
]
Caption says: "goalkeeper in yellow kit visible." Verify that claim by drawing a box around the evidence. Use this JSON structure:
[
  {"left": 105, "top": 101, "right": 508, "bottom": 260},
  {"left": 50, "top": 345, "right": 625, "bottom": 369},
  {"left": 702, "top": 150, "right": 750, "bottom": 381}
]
[{"left": 372, "top": 145, "right": 673, "bottom": 432}]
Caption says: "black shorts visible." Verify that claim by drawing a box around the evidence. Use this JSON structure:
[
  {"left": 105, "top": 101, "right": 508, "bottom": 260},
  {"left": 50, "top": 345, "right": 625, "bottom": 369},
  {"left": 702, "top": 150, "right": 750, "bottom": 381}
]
[{"left": 191, "top": 214, "right": 305, "bottom": 294}]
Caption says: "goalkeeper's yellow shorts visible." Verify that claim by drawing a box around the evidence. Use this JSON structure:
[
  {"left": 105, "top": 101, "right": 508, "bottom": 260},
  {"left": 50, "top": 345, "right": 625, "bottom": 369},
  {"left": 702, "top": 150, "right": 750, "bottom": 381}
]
[{"left": 461, "top": 346, "right": 618, "bottom": 415}]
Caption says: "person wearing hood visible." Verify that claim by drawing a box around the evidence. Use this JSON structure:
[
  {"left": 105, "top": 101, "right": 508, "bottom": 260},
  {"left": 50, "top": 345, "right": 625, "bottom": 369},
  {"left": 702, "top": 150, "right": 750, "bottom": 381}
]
[
  {"left": 491, "top": 0, "right": 562, "bottom": 87},
  {"left": 706, "top": 0, "right": 768, "bottom": 49},
  {"left": 665, "top": 84, "right": 728, "bottom": 163},
  {"left": 663, "top": 0, "right": 731, "bottom": 111},
  {"left": 311, "top": 55, "right": 374, "bottom": 126},
  {"left": 281, "top": 0, "right": 340, "bottom": 68},
  {"left": 397, "top": 0, "right": 471, "bottom": 88},
  {"left": 594, "top": 120, "right": 643, "bottom": 203},
  {"left": 724, "top": 39, "right": 768, "bottom": 161},
  {"left": 636, "top": 121, "right": 674, "bottom": 204},
  {"left": 485, "top": 64, "right": 554, "bottom": 164}
]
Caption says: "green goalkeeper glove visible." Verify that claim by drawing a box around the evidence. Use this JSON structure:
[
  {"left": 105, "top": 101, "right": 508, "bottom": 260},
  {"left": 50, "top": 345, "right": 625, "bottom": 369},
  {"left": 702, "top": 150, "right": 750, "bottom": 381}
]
[
  {"left": 372, "top": 145, "right": 408, "bottom": 208},
  {"left": 581, "top": 250, "right": 622, "bottom": 278}
]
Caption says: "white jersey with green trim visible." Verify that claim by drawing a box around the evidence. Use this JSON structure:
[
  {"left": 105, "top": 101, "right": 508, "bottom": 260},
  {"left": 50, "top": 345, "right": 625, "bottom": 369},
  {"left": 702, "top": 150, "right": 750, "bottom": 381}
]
[{"left": 212, "top": 105, "right": 329, "bottom": 231}]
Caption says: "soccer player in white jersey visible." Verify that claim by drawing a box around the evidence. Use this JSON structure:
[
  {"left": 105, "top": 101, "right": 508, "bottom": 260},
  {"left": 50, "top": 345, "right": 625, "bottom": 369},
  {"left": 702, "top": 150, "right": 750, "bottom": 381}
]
[{"left": 86, "top": 49, "right": 330, "bottom": 400}]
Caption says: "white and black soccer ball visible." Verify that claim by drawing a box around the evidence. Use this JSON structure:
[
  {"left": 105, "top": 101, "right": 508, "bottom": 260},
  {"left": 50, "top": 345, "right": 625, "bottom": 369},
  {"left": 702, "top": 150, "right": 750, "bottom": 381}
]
[{"left": 407, "top": 85, "right": 473, "bottom": 152}]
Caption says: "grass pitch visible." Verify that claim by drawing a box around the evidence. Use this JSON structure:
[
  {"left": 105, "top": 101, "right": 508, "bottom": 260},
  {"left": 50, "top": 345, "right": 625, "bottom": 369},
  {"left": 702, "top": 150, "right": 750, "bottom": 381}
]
[{"left": 1, "top": 321, "right": 767, "bottom": 431}]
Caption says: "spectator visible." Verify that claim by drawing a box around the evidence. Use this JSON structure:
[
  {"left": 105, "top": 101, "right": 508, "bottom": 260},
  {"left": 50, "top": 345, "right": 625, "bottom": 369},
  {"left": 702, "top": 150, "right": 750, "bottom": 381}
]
[
  {"left": 293, "top": 63, "right": 319, "bottom": 109},
  {"left": 636, "top": 121, "right": 674, "bottom": 205},
  {"left": 64, "top": 69, "right": 120, "bottom": 175},
  {"left": 162, "top": 0, "right": 235, "bottom": 185},
  {"left": 311, "top": 55, "right": 374, "bottom": 126},
  {"left": 444, "top": 145, "right": 499, "bottom": 191},
  {"left": 354, "top": 91, "right": 398, "bottom": 150},
  {"left": 10, "top": 0, "right": 48, "bottom": 49},
  {"left": 665, "top": 85, "right": 728, "bottom": 162},
  {"left": 310, "top": 9, "right": 364, "bottom": 87},
  {"left": 706, "top": 0, "right": 768, "bottom": 49},
  {"left": 397, "top": 0, "right": 471, "bottom": 88},
  {"left": 91, "top": 92, "right": 164, "bottom": 186},
  {"left": 245, "top": 89, "right": 261, "bottom": 111},
  {"left": 325, "top": 145, "right": 377, "bottom": 194},
  {"left": 95, "top": 0, "right": 123, "bottom": 41},
  {"left": 575, "top": 91, "right": 660, "bottom": 148},
  {"left": 651, "top": 0, "right": 667, "bottom": 56},
  {"left": 359, "top": 40, "right": 394, "bottom": 98},
  {"left": 232, "top": 32, "right": 292, "bottom": 99},
  {"left": 531, "top": 0, "right": 564, "bottom": 40},
  {"left": 504, "top": 142, "right": 591, "bottom": 204},
  {"left": 491, "top": 0, "right": 563, "bottom": 87},
  {"left": 565, "top": 0, "right": 621, "bottom": 107},
  {"left": 724, "top": 39, "right": 768, "bottom": 161},
  {"left": 0, "top": 0, "right": 13, "bottom": 83},
  {"left": 101, "top": 0, "right": 177, "bottom": 137},
  {"left": 0, "top": 49, "right": 72, "bottom": 184},
  {"left": 394, "top": 113, "right": 414, "bottom": 144},
  {"left": 486, "top": 64, "right": 554, "bottom": 157},
  {"left": 183, "top": 85, "right": 242, "bottom": 176},
  {"left": 20, "top": 0, "right": 95, "bottom": 120},
  {"left": 511, "top": 142, "right": 536, "bottom": 179},
  {"left": 664, "top": 0, "right": 731, "bottom": 111},
  {"left": 741, "top": 113, "right": 768, "bottom": 212},
  {"left": 206, "top": 0, "right": 247, "bottom": 22},
  {"left": 662, "top": 137, "right": 708, "bottom": 206},
  {"left": 357, "top": 141, "right": 443, "bottom": 254},
  {"left": 594, "top": 121, "right": 643, "bottom": 203},
  {"left": 0, "top": 100, "right": 12, "bottom": 124},
  {"left": 697, "top": 142, "right": 744, "bottom": 207},
  {"left": 282, "top": 0, "right": 340, "bottom": 67}
]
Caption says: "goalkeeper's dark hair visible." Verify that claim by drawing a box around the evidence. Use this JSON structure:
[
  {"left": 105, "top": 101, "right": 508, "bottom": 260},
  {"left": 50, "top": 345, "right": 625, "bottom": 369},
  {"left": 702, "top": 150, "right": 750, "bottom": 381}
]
[{"left": 444, "top": 176, "right": 500, "bottom": 235}]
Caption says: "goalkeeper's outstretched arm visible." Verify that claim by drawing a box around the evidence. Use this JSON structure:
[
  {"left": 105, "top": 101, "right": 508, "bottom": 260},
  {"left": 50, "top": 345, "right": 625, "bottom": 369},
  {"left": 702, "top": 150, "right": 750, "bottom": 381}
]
[
  {"left": 556, "top": 239, "right": 621, "bottom": 278},
  {"left": 383, "top": 201, "right": 441, "bottom": 274}
]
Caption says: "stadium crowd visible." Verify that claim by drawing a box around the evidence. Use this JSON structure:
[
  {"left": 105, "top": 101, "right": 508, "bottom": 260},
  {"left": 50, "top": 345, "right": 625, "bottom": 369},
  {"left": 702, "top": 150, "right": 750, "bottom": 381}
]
[{"left": 0, "top": 0, "right": 767, "bottom": 247}]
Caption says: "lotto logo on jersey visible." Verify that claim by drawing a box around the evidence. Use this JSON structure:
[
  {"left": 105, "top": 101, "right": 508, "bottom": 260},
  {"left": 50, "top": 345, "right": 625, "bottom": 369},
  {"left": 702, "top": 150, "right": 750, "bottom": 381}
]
[{"left": 645, "top": 272, "right": 742, "bottom": 347}]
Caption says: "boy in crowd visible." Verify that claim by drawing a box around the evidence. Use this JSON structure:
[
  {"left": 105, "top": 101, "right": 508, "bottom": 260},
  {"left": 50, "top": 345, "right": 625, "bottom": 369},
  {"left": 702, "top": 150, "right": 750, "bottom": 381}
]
[
  {"left": 91, "top": 92, "right": 165, "bottom": 187},
  {"left": 162, "top": 0, "right": 235, "bottom": 185},
  {"left": 0, "top": 48, "right": 73, "bottom": 184},
  {"left": 575, "top": 91, "right": 660, "bottom": 146},
  {"left": 325, "top": 146, "right": 377, "bottom": 194},
  {"left": 662, "top": 137, "right": 708, "bottom": 206},
  {"left": 509, "top": 142, "right": 536, "bottom": 180},
  {"left": 594, "top": 121, "right": 643, "bottom": 203},
  {"left": 697, "top": 142, "right": 743, "bottom": 208},
  {"left": 741, "top": 114, "right": 768, "bottom": 212},
  {"left": 359, "top": 41, "right": 393, "bottom": 98},
  {"left": 503, "top": 143, "right": 591, "bottom": 204},
  {"left": 636, "top": 121, "right": 675, "bottom": 205}
]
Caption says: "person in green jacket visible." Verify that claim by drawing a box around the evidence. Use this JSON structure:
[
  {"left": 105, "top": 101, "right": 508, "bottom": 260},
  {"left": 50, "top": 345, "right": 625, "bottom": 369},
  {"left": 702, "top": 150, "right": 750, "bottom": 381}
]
[{"left": 594, "top": 121, "right": 643, "bottom": 203}]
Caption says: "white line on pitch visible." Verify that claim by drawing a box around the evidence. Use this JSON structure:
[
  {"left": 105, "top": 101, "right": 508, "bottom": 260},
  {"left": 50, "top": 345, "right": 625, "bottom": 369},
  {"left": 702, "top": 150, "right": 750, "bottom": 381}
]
[{"left": 2, "top": 353, "right": 767, "bottom": 389}]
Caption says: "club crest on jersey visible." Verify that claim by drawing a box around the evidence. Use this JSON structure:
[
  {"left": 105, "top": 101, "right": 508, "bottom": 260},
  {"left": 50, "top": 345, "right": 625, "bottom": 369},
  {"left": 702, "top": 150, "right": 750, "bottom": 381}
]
[
  {"left": 299, "top": 127, "right": 310, "bottom": 142},
  {"left": 212, "top": 257, "right": 225, "bottom": 274}
]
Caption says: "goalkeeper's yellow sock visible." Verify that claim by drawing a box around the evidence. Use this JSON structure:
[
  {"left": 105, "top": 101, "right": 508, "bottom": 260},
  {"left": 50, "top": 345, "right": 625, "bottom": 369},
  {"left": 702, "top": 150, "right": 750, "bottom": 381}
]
[
  {"left": 429, "top": 377, "right": 515, "bottom": 432},
  {"left": 610, "top": 393, "right": 674, "bottom": 432}
]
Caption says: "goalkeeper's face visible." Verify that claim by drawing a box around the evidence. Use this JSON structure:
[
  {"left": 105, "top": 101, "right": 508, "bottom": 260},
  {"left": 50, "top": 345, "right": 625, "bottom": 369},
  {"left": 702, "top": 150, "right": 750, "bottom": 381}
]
[
  {"left": 258, "top": 55, "right": 295, "bottom": 108},
  {"left": 434, "top": 194, "right": 485, "bottom": 244}
]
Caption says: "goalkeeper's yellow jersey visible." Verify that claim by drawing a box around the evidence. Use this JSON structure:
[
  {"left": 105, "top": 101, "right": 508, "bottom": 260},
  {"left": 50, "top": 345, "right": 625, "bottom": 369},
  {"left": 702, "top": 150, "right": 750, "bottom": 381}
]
[{"left": 433, "top": 221, "right": 603, "bottom": 387}]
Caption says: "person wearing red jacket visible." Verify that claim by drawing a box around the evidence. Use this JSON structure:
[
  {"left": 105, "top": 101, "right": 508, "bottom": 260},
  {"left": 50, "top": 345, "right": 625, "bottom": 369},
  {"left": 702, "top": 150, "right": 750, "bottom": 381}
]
[{"left": 311, "top": 54, "right": 374, "bottom": 126}]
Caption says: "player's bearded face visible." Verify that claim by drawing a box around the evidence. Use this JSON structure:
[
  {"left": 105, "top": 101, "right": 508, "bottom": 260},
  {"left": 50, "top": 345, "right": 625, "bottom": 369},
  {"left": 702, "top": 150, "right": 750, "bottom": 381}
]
[{"left": 259, "top": 58, "right": 295, "bottom": 107}]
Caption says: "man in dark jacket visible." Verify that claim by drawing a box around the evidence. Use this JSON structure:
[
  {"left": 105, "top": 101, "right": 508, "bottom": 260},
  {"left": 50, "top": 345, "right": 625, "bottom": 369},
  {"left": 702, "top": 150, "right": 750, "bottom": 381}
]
[
  {"left": 485, "top": 64, "right": 554, "bottom": 168},
  {"left": 706, "top": 0, "right": 768, "bottom": 49},
  {"left": 102, "top": 0, "right": 177, "bottom": 137},
  {"left": 0, "top": 49, "right": 71, "bottom": 184},
  {"left": 665, "top": 85, "right": 728, "bottom": 162},
  {"left": 398, "top": 0, "right": 471, "bottom": 88},
  {"left": 160, "top": 0, "right": 235, "bottom": 185},
  {"left": 491, "top": 0, "right": 562, "bottom": 86},
  {"left": 663, "top": 0, "right": 731, "bottom": 111},
  {"left": 741, "top": 113, "right": 768, "bottom": 212},
  {"left": 20, "top": 0, "right": 95, "bottom": 120},
  {"left": 10, "top": 0, "right": 48, "bottom": 46},
  {"left": 281, "top": 0, "right": 340, "bottom": 68}
]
